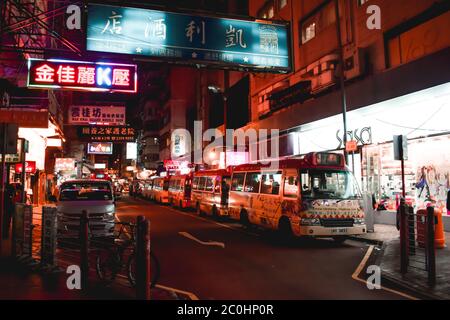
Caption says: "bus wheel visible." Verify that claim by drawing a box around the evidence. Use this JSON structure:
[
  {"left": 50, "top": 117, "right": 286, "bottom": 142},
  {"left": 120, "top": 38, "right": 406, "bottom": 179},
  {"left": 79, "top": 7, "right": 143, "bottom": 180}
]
[
  {"left": 332, "top": 236, "right": 348, "bottom": 244},
  {"left": 240, "top": 210, "right": 250, "bottom": 228},
  {"left": 278, "top": 218, "right": 293, "bottom": 242}
]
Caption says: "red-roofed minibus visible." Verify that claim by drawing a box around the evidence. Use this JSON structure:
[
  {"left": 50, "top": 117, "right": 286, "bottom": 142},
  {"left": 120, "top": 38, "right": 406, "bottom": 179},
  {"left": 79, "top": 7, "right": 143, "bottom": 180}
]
[
  {"left": 228, "top": 152, "right": 366, "bottom": 242},
  {"left": 148, "top": 175, "right": 170, "bottom": 204},
  {"left": 168, "top": 173, "right": 193, "bottom": 209},
  {"left": 191, "top": 169, "right": 231, "bottom": 217}
]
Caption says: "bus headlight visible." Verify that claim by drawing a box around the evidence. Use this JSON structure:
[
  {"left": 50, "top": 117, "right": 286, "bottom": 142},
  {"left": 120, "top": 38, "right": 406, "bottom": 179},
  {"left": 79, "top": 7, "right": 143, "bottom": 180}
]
[
  {"left": 300, "top": 218, "right": 321, "bottom": 226},
  {"left": 353, "top": 218, "right": 365, "bottom": 225}
]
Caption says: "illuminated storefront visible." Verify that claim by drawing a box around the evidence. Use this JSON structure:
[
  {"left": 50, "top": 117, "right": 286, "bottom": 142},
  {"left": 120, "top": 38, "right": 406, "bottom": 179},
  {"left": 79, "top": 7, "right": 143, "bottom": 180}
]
[
  {"left": 294, "top": 82, "right": 450, "bottom": 216},
  {"left": 16, "top": 120, "right": 64, "bottom": 205}
]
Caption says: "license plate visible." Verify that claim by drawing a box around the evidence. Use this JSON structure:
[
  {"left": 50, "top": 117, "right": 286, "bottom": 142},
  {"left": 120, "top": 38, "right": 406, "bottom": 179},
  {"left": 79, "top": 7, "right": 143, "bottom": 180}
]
[{"left": 332, "top": 228, "right": 348, "bottom": 234}]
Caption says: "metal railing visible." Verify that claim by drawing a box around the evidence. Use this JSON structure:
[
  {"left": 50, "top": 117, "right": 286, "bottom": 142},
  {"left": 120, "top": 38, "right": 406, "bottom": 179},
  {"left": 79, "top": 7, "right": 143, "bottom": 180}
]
[{"left": 399, "top": 199, "right": 436, "bottom": 285}]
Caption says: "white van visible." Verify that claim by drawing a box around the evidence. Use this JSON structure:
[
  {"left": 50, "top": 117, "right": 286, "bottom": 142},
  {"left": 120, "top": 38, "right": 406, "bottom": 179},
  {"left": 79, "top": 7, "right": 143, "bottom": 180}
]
[{"left": 53, "top": 179, "right": 116, "bottom": 239}]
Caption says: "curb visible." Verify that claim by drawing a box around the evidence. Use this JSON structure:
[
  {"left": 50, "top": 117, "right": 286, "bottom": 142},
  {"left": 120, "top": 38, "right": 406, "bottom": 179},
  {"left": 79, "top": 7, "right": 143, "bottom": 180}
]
[{"left": 348, "top": 236, "right": 383, "bottom": 246}]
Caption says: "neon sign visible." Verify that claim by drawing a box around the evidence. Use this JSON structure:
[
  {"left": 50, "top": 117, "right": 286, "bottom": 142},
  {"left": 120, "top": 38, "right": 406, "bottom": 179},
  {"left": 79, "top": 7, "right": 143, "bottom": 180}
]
[
  {"left": 27, "top": 58, "right": 137, "bottom": 93},
  {"left": 87, "top": 142, "right": 113, "bottom": 155}
]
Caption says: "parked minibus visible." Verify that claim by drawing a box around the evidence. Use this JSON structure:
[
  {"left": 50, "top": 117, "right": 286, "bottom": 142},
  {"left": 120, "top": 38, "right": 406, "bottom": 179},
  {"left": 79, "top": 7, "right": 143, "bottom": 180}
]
[
  {"left": 228, "top": 152, "right": 366, "bottom": 242},
  {"left": 149, "top": 176, "right": 170, "bottom": 204},
  {"left": 168, "top": 174, "right": 193, "bottom": 209},
  {"left": 191, "top": 169, "right": 231, "bottom": 217}
]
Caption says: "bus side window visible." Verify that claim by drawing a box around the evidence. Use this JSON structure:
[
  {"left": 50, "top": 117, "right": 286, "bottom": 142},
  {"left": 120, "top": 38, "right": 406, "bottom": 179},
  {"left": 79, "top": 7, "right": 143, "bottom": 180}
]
[
  {"left": 231, "top": 173, "right": 245, "bottom": 192},
  {"left": 214, "top": 177, "right": 220, "bottom": 193},
  {"left": 198, "top": 177, "right": 206, "bottom": 191},
  {"left": 192, "top": 177, "right": 199, "bottom": 190},
  {"left": 284, "top": 176, "right": 299, "bottom": 198},
  {"left": 261, "top": 172, "right": 282, "bottom": 195},
  {"left": 205, "top": 177, "right": 214, "bottom": 192}
]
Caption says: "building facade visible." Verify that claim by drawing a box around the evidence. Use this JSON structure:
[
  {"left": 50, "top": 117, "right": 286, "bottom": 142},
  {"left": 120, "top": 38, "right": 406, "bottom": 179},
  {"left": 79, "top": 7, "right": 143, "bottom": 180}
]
[{"left": 240, "top": 0, "right": 450, "bottom": 219}]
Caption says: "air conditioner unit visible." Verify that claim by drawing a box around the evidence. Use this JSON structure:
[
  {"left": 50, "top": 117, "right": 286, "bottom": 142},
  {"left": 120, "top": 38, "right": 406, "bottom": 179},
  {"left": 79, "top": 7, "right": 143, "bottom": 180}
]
[
  {"left": 343, "top": 47, "right": 366, "bottom": 80},
  {"left": 311, "top": 69, "right": 336, "bottom": 94}
]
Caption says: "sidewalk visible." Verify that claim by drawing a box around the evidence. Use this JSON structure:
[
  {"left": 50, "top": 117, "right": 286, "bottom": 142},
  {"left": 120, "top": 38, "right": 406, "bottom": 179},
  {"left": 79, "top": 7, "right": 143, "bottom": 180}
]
[
  {"left": 378, "top": 239, "right": 450, "bottom": 300},
  {"left": 350, "top": 224, "right": 400, "bottom": 244},
  {"left": 350, "top": 224, "right": 450, "bottom": 299},
  {"left": 0, "top": 204, "right": 186, "bottom": 300},
  {"left": 0, "top": 256, "right": 185, "bottom": 300}
]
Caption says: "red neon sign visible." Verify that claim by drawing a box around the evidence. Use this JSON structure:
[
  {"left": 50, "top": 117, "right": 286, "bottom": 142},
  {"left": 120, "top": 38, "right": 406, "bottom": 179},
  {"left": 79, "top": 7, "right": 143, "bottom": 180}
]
[
  {"left": 28, "top": 59, "right": 137, "bottom": 93},
  {"left": 15, "top": 161, "right": 37, "bottom": 174}
]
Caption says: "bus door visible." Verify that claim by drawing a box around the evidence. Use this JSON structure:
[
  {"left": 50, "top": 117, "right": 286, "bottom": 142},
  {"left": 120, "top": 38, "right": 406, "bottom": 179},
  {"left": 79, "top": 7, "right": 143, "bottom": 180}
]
[
  {"left": 220, "top": 176, "right": 231, "bottom": 206},
  {"left": 280, "top": 170, "right": 300, "bottom": 226},
  {"left": 256, "top": 171, "right": 283, "bottom": 228}
]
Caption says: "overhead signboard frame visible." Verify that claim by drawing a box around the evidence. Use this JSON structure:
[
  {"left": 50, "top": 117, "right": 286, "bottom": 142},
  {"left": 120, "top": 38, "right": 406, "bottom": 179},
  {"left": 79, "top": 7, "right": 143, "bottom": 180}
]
[{"left": 86, "top": 3, "right": 291, "bottom": 73}]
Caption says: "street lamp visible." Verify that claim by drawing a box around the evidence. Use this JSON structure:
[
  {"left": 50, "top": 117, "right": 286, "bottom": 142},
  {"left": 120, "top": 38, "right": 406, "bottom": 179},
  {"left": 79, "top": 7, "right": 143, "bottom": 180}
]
[
  {"left": 334, "top": 0, "right": 349, "bottom": 165},
  {"left": 208, "top": 70, "right": 229, "bottom": 168}
]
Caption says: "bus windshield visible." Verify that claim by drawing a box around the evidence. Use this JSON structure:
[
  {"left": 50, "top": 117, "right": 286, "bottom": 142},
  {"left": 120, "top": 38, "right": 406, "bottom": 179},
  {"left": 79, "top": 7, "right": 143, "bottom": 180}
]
[{"left": 300, "top": 169, "right": 361, "bottom": 200}]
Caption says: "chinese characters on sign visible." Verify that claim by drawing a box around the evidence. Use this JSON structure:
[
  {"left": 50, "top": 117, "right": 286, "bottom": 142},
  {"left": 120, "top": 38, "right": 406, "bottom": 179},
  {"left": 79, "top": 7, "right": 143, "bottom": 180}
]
[
  {"left": 15, "top": 161, "right": 37, "bottom": 174},
  {"left": 54, "top": 158, "right": 76, "bottom": 171},
  {"left": 86, "top": 4, "right": 290, "bottom": 72},
  {"left": 87, "top": 142, "right": 113, "bottom": 155},
  {"left": 28, "top": 59, "right": 137, "bottom": 93},
  {"left": 69, "top": 105, "right": 126, "bottom": 125},
  {"left": 79, "top": 126, "right": 136, "bottom": 142}
]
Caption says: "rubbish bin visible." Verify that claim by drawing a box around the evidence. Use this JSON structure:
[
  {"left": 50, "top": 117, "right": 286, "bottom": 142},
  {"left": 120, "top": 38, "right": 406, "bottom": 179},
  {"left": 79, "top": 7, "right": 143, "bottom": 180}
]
[{"left": 416, "top": 207, "right": 446, "bottom": 249}]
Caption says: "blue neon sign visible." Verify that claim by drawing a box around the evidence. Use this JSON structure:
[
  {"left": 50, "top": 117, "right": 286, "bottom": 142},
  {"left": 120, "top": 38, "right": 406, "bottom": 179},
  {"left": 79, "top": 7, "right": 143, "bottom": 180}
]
[{"left": 86, "top": 4, "right": 291, "bottom": 73}]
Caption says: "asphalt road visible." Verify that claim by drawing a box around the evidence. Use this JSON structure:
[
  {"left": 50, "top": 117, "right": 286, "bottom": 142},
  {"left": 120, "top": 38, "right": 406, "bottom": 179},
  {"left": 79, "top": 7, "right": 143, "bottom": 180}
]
[{"left": 115, "top": 195, "right": 408, "bottom": 300}]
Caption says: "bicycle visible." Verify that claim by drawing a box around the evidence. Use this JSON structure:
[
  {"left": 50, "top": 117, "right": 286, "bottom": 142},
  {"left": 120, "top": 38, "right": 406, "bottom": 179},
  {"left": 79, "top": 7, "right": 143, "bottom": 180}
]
[{"left": 95, "top": 221, "right": 160, "bottom": 288}]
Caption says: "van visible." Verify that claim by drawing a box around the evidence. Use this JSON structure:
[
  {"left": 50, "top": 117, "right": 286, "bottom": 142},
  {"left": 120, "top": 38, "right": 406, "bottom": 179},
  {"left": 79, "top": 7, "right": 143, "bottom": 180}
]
[{"left": 52, "top": 179, "right": 116, "bottom": 239}]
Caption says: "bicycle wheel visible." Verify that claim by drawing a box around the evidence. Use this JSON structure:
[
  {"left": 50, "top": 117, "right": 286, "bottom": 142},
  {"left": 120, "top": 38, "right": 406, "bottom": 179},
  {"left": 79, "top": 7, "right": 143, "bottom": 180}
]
[
  {"left": 96, "top": 249, "right": 121, "bottom": 283},
  {"left": 127, "top": 251, "right": 160, "bottom": 288}
]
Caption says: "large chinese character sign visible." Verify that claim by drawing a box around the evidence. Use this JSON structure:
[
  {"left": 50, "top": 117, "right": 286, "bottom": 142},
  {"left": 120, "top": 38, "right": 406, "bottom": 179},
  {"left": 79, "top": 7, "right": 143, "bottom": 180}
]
[
  {"left": 27, "top": 58, "right": 137, "bottom": 93},
  {"left": 86, "top": 4, "right": 290, "bottom": 73}
]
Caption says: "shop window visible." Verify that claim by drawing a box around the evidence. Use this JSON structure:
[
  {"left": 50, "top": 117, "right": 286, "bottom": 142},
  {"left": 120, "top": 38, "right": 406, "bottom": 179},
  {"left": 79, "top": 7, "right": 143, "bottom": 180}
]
[
  {"left": 258, "top": 0, "right": 275, "bottom": 19},
  {"left": 261, "top": 172, "right": 282, "bottom": 195},
  {"left": 244, "top": 172, "right": 262, "bottom": 193},
  {"left": 284, "top": 176, "right": 299, "bottom": 198},
  {"left": 301, "top": 1, "right": 337, "bottom": 44},
  {"left": 205, "top": 177, "right": 214, "bottom": 192},
  {"left": 231, "top": 173, "right": 246, "bottom": 192},
  {"left": 386, "top": 10, "right": 450, "bottom": 68}
]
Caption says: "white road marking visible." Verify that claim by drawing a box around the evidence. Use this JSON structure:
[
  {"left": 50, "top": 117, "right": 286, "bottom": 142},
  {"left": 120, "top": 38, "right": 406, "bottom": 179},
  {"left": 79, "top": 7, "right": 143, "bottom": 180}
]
[
  {"left": 352, "top": 245, "right": 419, "bottom": 300},
  {"left": 155, "top": 284, "right": 199, "bottom": 300},
  {"left": 178, "top": 231, "right": 225, "bottom": 249},
  {"left": 164, "top": 205, "right": 261, "bottom": 237}
]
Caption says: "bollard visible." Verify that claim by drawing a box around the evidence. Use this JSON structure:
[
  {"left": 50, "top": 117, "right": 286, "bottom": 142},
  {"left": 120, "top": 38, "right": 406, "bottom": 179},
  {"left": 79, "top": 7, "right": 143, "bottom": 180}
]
[
  {"left": 136, "top": 216, "right": 151, "bottom": 300},
  {"left": 29, "top": 224, "right": 35, "bottom": 258},
  {"left": 399, "top": 199, "right": 408, "bottom": 274},
  {"left": 426, "top": 206, "right": 436, "bottom": 285},
  {"left": 80, "top": 210, "right": 89, "bottom": 291}
]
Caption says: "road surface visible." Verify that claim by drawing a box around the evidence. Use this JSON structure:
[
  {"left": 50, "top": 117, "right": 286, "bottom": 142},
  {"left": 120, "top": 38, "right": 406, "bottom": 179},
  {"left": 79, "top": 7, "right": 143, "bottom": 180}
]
[{"left": 115, "top": 196, "right": 409, "bottom": 300}]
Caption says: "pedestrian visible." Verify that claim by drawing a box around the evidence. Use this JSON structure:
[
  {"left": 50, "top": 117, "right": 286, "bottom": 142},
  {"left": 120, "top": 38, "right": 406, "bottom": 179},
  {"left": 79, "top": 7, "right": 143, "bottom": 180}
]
[
  {"left": 129, "top": 183, "right": 134, "bottom": 197},
  {"left": 2, "top": 182, "right": 15, "bottom": 239},
  {"left": 447, "top": 189, "right": 450, "bottom": 216}
]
